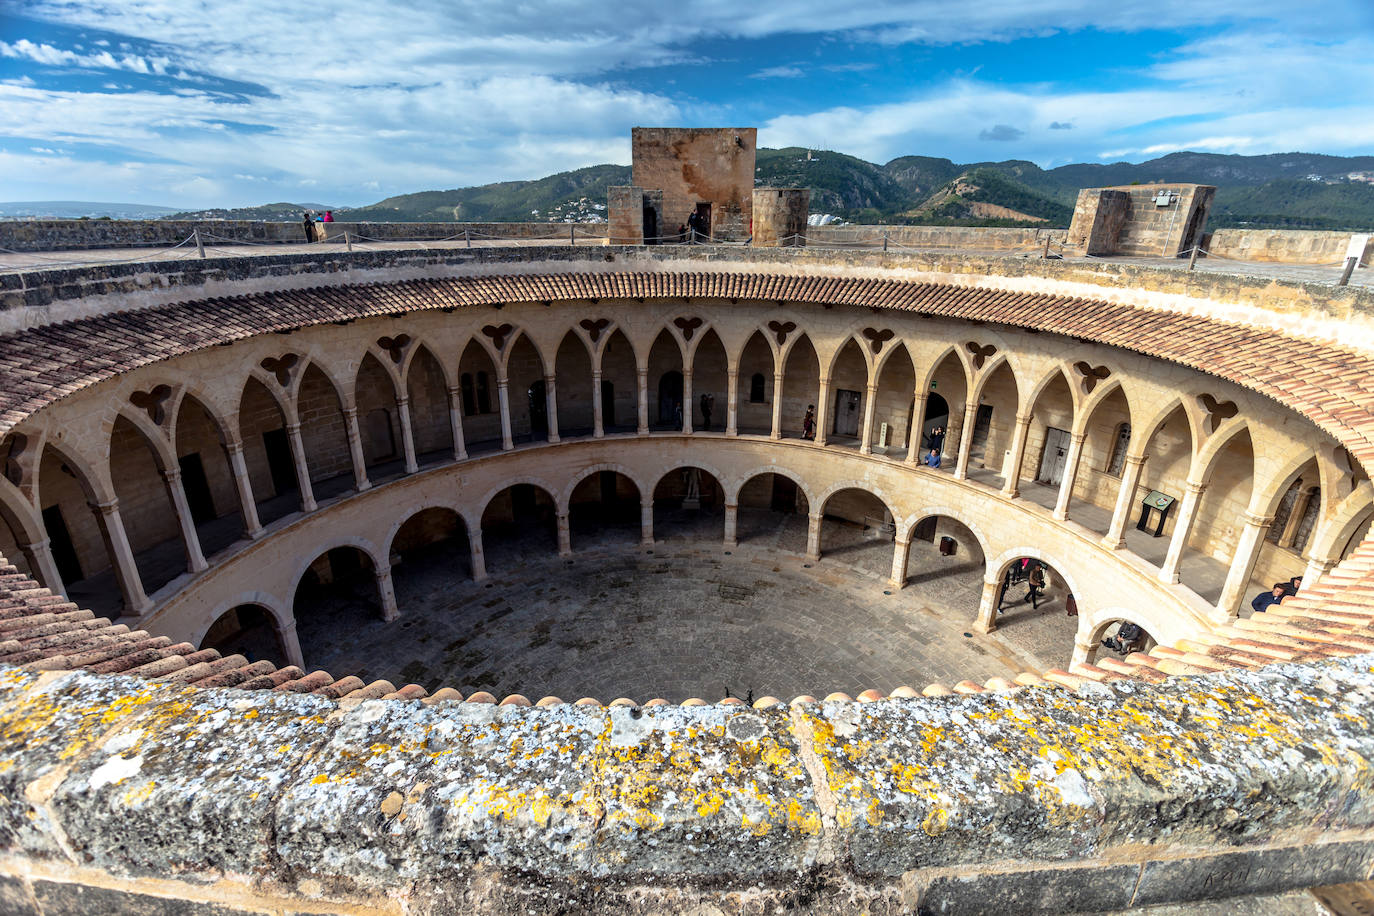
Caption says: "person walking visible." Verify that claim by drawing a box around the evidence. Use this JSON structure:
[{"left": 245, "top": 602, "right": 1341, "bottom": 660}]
[
  {"left": 802, "top": 405, "right": 816, "bottom": 440},
  {"left": 1025, "top": 563, "right": 1046, "bottom": 609}
]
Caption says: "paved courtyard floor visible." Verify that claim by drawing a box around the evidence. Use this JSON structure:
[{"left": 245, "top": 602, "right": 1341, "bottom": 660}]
[{"left": 293, "top": 509, "right": 1081, "bottom": 703}]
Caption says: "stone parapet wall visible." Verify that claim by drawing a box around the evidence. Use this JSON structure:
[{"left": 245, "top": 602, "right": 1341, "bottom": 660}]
[
  {"left": 1207, "top": 228, "right": 1373, "bottom": 266},
  {"left": 0, "top": 219, "right": 607, "bottom": 252},
  {"left": 0, "top": 659, "right": 1370, "bottom": 914},
  {"left": 808, "top": 224, "right": 1062, "bottom": 251}
]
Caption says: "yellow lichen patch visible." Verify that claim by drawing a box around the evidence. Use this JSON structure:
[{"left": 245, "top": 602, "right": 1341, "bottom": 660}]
[
  {"left": 310, "top": 774, "right": 329, "bottom": 785},
  {"left": 921, "top": 806, "right": 949, "bottom": 837},
  {"left": 242, "top": 709, "right": 258, "bottom": 720},
  {"left": 121, "top": 781, "right": 156, "bottom": 806},
  {"left": 694, "top": 791, "right": 726, "bottom": 818}
]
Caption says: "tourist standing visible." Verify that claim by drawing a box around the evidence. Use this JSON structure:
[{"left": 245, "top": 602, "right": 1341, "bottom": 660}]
[
  {"left": 700, "top": 393, "right": 714, "bottom": 430},
  {"left": 802, "top": 405, "right": 816, "bottom": 439}
]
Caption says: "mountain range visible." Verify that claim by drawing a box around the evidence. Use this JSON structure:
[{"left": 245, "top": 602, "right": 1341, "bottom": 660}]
[{"left": 9, "top": 150, "right": 1374, "bottom": 231}]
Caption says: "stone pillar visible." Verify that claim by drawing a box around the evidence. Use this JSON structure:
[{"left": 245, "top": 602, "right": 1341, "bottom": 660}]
[
  {"left": 21, "top": 538, "right": 63, "bottom": 596},
  {"left": 342, "top": 407, "right": 371, "bottom": 491},
  {"left": 592, "top": 369, "right": 605, "bottom": 438},
  {"left": 1052, "top": 432, "right": 1087, "bottom": 521},
  {"left": 285, "top": 423, "right": 316, "bottom": 512},
  {"left": 1070, "top": 636, "right": 1096, "bottom": 669},
  {"left": 497, "top": 379, "right": 514, "bottom": 450},
  {"left": 91, "top": 499, "right": 151, "bottom": 615},
  {"left": 681, "top": 367, "right": 694, "bottom": 435},
  {"left": 544, "top": 375, "right": 561, "bottom": 444},
  {"left": 723, "top": 502, "right": 739, "bottom": 547},
  {"left": 636, "top": 367, "right": 649, "bottom": 435},
  {"left": 726, "top": 367, "right": 739, "bottom": 436},
  {"left": 640, "top": 498, "right": 654, "bottom": 546},
  {"left": 275, "top": 618, "right": 305, "bottom": 669},
  {"left": 469, "top": 527, "right": 488, "bottom": 582},
  {"left": 376, "top": 564, "right": 399, "bottom": 623},
  {"left": 888, "top": 536, "right": 911, "bottom": 590},
  {"left": 954, "top": 402, "right": 978, "bottom": 480},
  {"left": 557, "top": 512, "right": 572, "bottom": 557},
  {"left": 1302, "top": 556, "right": 1338, "bottom": 590},
  {"left": 1103, "top": 454, "right": 1146, "bottom": 549},
  {"left": 814, "top": 376, "right": 832, "bottom": 446},
  {"left": 906, "top": 392, "right": 928, "bottom": 465},
  {"left": 446, "top": 385, "right": 468, "bottom": 461},
  {"left": 1158, "top": 481, "right": 1206, "bottom": 584},
  {"left": 770, "top": 370, "right": 785, "bottom": 439},
  {"left": 860, "top": 384, "right": 878, "bottom": 455},
  {"left": 161, "top": 467, "right": 207, "bottom": 573},
  {"left": 1214, "top": 511, "right": 1274, "bottom": 619},
  {"left": 225, "top": 442, "right": 262, "bottom": 537},
  {"left": 806, "top": 512, "right": 823, "bottom": 562},
  {"left": 1277, "top": 488, "right": 1315, "bottom": 548},
  {"left": 973, "top": 578, "right": 1000, "bottom": 633},
  {"left": 396, "top": 396, "right": 419, "bottom": 473},
  {"left": 1001, "top": 413, "right": 1033, "bottom": 498}
]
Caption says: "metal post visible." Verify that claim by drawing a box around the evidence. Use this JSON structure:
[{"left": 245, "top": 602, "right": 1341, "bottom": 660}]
[
  {"left": 344, "top": 231, "right": 352, "bottom": 252},
  {"left": 1188, "top": 243, "right": 1200, "bottom": 271},
  {"left": 570, "top": 224, "right": 575, "bottom": 246},
  {"left": 194, "top": 228, "right": 205, "bottom": 259},
  {"left": 882, "top": 232, "right": 889, "bottom": 252},
  {"left": 465, "top": 228, "right": 471, "bottom": 249},
  {"left": 1042, "top": 236, "right": 1052, "bottom": 259},
  {"left": 1338, "top": 256, "right": 1358, "bottom": 287}
]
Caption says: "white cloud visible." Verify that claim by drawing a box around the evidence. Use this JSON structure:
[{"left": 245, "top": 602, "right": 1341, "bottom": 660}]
[{"left": 750, "top": 66, "right": 805, "bottom": 79}]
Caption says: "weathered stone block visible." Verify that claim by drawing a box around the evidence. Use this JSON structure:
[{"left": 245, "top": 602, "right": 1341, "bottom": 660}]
[
  {"left": 912, "top": 862, "right": 1139, "bottom": 915},
  {"left": 1132, "top": 840, "right": 1374, "bottom": 906}
]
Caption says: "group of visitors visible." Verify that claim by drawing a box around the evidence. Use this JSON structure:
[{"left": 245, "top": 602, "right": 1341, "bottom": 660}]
[
  {"left": 686, "top": 210, "right": 705, "bottom": 243},
  {"left": 998, "top": 558, "right": 1048, "bottom": 613},
  {"left": 300, "top": 209, "right": 334, "bottom": 242},
  {"left": 924, "top": 425, "right": 946, "bottom": 468},
  {"left": 1251, "top": 575, "right": 1303, "bottom": 614}
]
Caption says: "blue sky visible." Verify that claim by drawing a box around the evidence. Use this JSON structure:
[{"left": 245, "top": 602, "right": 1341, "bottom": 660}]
[{"left": 2, "top": 0, "right": 1373, "bottom": 208}]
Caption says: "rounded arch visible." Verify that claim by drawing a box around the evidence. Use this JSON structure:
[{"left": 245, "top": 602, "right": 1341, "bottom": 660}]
[
  {"left": 814, "top": 480, "right": 900, "bottom": 522},
  {"left": 475, "top": 476, "right": 561, "bottom": 520},
  {"left": 900, "top": 506, "right": 993, "bottom": 562},
  {"left": 381, "top": 498, "right": 465, "bottom": 559},
  {"left": 191, "top": 590, "right": 291, "bottom": 650},
  {"left": 650, "top": 460, "right": 730, "bottom": 498},
  {"left": 985, "top": 546, "right": 1087, "bottom": 608},
  {"left": 1080, "top": 605, "right": 1169, "bottom": 655},
  {"left": 725, "top": 465, "right": 817, "bottom": 507},
  {"left": 286, "top": 535, "right": 387, "bottom": 605},
  {"left": 560, "top": 463, "right": 647, "bottom": 510},
  {"left": 198, "top": 601, "right": 289, "bottom": 666}
]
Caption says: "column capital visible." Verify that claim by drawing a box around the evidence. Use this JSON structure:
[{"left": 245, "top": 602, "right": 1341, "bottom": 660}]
[
  {"left": 544, "top": 374, "right": 556, "bottom": 384},
  {"left": 1184, "top": 480, "right": 1207, "bottom": 496},
  {"left": 1070, "top": 432, "right": 1087, "bottom": 445},
  {"left": 160, "top": 466, "right": 182, "bottom": 484},
  {"left": 497, "top": 377, "right": 510, "bottom": 389},
  {"left": 446, "top": 384, "right": 462, "bottom": 397},
  {"left": 1015, "top": 412, "right": 1033, "bottom": 426},
  {"left": 224, "top": 439, "right": 244, "bottom": 456},
  {"left": 1241, "top": 511, "right": 1275, "bottom": 528},
  {"left": 19, "top": 537, "right": 52, "bottom": 552},
  {"left": 342, "top": 405, "right": 359, "bottom": 420},
  {"left": 285, "top": 421, "right": 302, "bottom": 434},
  {"left": 274, "top": 618, "right": 298, "bottom": 635},
  {"left": 1124, "top": 454, "right": 1148, "bottom": 468},
  {"left": 395, "top": 394, "right": 410, "bottom": 407},
  {"left": 89, "top": 498, "right": 120, "bottom": 515}
]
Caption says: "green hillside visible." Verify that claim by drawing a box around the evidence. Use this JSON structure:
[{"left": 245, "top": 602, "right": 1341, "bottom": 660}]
[{"left": 178, "top": 150, "right": 1374, "bottom": 231}]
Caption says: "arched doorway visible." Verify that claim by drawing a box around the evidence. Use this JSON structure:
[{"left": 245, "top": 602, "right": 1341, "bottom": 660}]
[
  {"left": 568, "top": 471, "right": 641, "bottom": 549},
  {"left": 200, "top": 604, "right": 284, "bottom": 666},
  {"left": 816, "top": 488, "right": 894, "bottom": 575},
  {"left": 480, "top": 484, "right": 557, "bottom": 572},
  {"left": 528, "top": 380, "right": 549, "bottom": 440},
  {"left": 658, "top": 371, "right": 684, "bottom": 428},
  {"left": 653, "top": 467, "right": 724, "bottom": 542},
  {"left": 988, "top": 556, "right": 1079, "bottom": 655},
  {"left": 735, "top": 472, "right": 810, "bottom": 546},
  {"left": 900, "top": 515, "right": 986, "bottom": 616},
  {"left": 391, "top": 507, "right": 471, "bottom": 583},
  {"left": 293, "top": 546, "right": 386, "bottom": 667},
  {"left": 109, "top": 413, "right": 187, "bottom": 596}
]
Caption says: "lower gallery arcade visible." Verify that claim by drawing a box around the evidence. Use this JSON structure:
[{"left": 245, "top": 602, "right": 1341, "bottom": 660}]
[{"left": 0, "top": 289, "right": 1361, "bottom": 703}]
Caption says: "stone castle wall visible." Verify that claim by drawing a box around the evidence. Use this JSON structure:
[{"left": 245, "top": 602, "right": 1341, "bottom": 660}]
[{"left": 631, "top": 127, "right": 756, "bottom": 241}]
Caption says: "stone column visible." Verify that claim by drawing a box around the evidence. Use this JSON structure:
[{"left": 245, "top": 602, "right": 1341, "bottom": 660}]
[
  {"left": 1158, "top": 481, "right": 1206, "bottom": 584},
  {"left": 497, "top": 379, "right": 514, "bottom": 450},
  {"left": 1214, "top": 511, "right": 1274, "bottom": 619},
  {"left": 1302, "top": 556, "right": 1338, "bottom": 590},
  {"left": 954, "top": 402, "right": 978, "bottom": 480},
  {"left": 640, "top": 498, "right": 654, "bottom": 546},
  {"left": 859, "top": 384, "right": 879, "bottom": 455},
  {"left": 726, "top": 367, "right": 739, "bottom": 436},
  {"left": 161, "top": 467, "right": 207, "bottom": 573},
  {"left": 396, "top": 396, "right": 419, "bottom": 473},
  {"left": 1001, "top": 413, "right": 1033, "bottom": 498},
  {"left": 592, "top": 369, "right": 605, "bottom": 438},
  {"left": 21, "top": 538, "right": 63, "bottom": 595},
  {"left": 681, "top": 367, "right": 694, "bottom": 434},
  {"left": 723, "top": 502, "right": 739, "bottom": 547},
  {"left": 556, "top": 512, "right": 572, "bottom": 557},
  {"left": 544, "top": 375, "right": 560, "bottom": 443},
  {"left": 814, "top": 376, "right": 832, "bottom": 446},
  {"left": 376, "top": 564, "right": 399, "bottom": 623},
  {"left": 90, "top": 499, "right": 151, "bottom": 615},
  {"left": 1277, "top": 487, "right": 1315, "bottom": 548},
  {"left": 770, "top": 370, "right": 785, "bottom": 439},
  {"left": 973, "top": 577, "right": 1000, "bottom": 633},
  {"left": 906, "top": 392, "right": 928, "bottom": 465},
  {"left": 275, "top": 618, "right": 305, "bottom": 668},
  {"left": 1102, "top": 454, "right": 1147, "bottom": 549},
  {"left": 285, "top": 423, "right": 316, "bottom": 512},
  {"left": 225, "top": 442, "right": 262, "bottom": 538},
  {"left": 805, "top": 512, "right": 823, "bottom": 562},
  {"left": 1052, "top": 432, "right": 1087, "bottom": 521},
  {"left": 636, "top": 366, "right": 649, "bottom": 435},
  {"left": 446, "top": 385, "right": 468, "bottom": 461},
  {"left": 469, "top": 527, "right": 488, "bottom": 582},
  {"left": 342, "top": 407, "right": 371, "bottom": 491},
  {"left": 1070, "top": 635, "right": 1096, "bottom": 669},
  {"left": 888, "top": 536, "right": 911, "bottom": 590}
]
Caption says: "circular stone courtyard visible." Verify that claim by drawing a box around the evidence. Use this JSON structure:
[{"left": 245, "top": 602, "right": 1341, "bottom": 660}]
[{"left": 290, "top": 510, "right": 1078, "bottom": 702}]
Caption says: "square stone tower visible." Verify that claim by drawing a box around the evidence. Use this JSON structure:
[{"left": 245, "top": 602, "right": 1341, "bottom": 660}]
[
  {"left": 1065, "top": 183, "right": 1215, "bottom": 257},
  {"left": 628, "top": 128, "right": 757, "bottom": 242}
]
